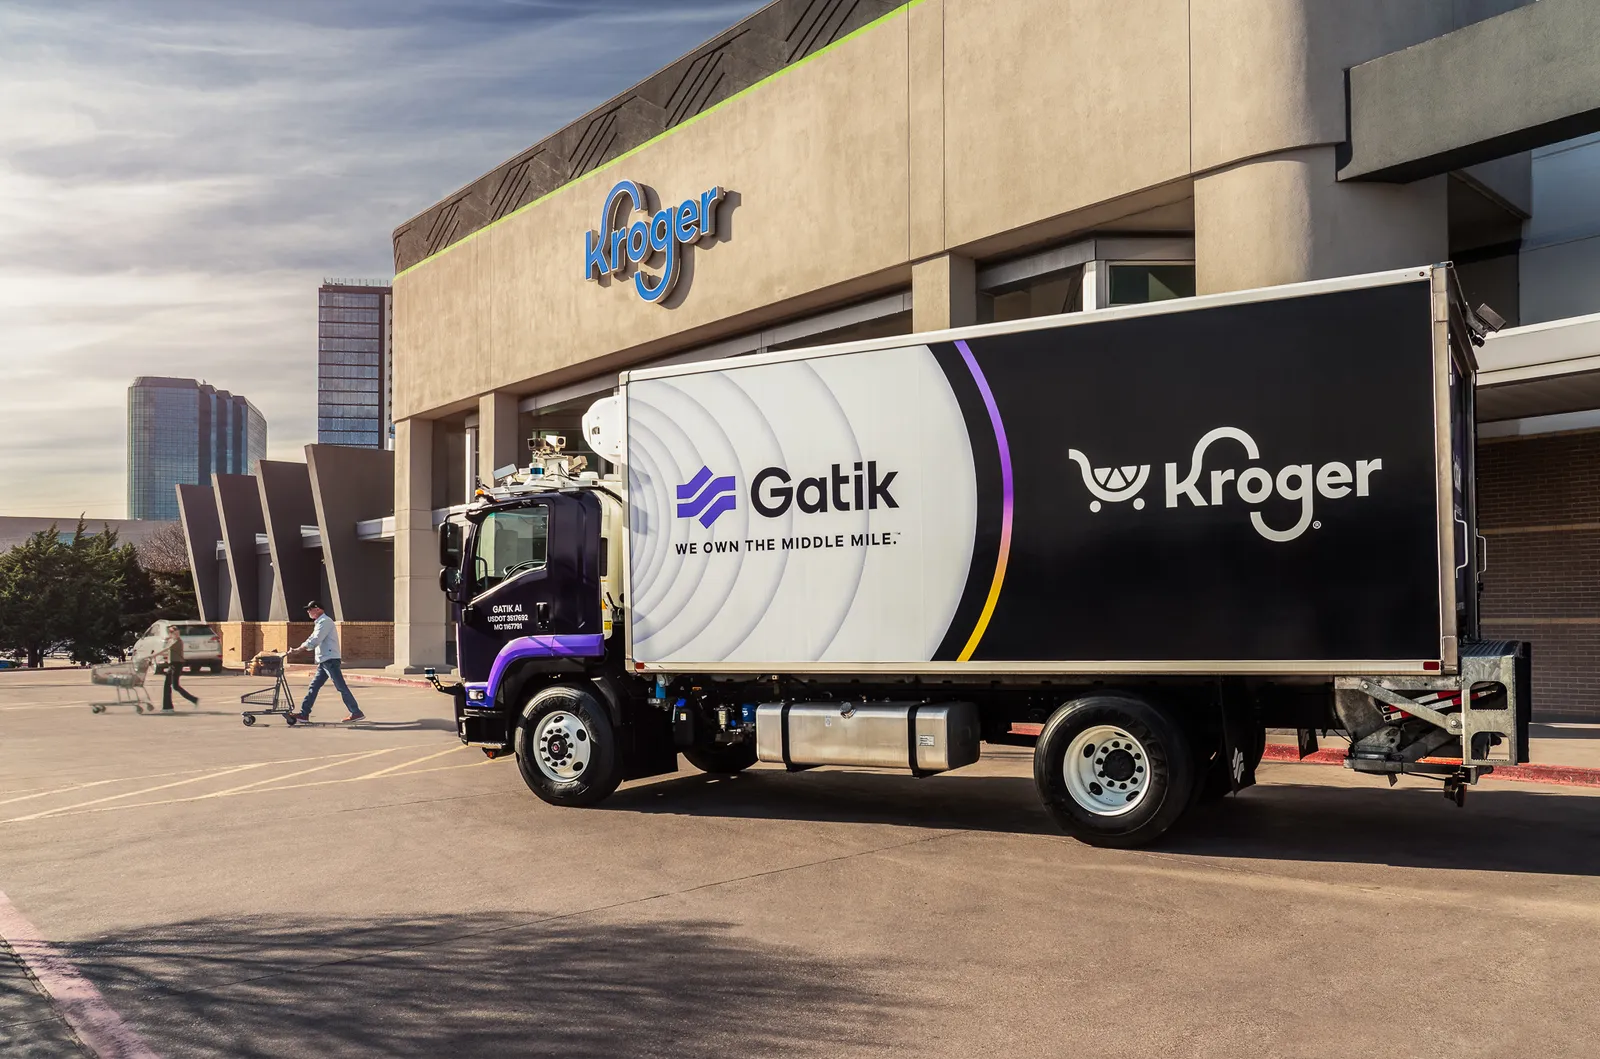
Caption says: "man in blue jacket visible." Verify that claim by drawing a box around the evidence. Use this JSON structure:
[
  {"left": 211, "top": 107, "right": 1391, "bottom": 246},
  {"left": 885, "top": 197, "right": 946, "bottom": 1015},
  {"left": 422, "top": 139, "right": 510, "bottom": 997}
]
[{"left": 289, "top": 600, "right": 364, "bottom": 723}]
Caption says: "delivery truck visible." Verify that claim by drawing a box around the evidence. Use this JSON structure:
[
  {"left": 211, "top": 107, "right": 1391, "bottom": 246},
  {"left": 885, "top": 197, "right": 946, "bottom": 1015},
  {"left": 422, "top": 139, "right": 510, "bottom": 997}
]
[{"left": 432, "top": 264, "right": 1531, "bottom": 847}]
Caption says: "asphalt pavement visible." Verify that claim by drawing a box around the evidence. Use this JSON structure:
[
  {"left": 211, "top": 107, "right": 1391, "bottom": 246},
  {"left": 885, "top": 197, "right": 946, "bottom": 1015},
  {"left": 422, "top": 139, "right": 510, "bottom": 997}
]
[{"left": 2, "top": 668, "right": 1599, "bottom": 1058}]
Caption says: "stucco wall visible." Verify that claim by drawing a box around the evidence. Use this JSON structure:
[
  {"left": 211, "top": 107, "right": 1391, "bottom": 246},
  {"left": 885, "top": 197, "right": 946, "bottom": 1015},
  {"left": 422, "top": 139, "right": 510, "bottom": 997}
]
[
  {"left": 393, "top": 0, "right": 1498, "bottom": 427},
  {"left": 394, "top": 11, "right": 912, "bottom": 421}
]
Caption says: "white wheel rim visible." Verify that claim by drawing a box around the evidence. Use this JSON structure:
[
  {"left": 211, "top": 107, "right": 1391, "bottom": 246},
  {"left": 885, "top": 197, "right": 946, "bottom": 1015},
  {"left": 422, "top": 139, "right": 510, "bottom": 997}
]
[
  {"left": 1063, "top": 724, "right": 1151, "bottom": 817},
  {"left": 532, "top": 711, "right": 593, "bottom": 783}
]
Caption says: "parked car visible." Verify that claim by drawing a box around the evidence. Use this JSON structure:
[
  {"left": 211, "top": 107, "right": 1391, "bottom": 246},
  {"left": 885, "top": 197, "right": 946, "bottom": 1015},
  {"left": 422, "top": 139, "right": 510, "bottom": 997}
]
[
  {"left": 133, "top": 620, "right": 223, "bottom": 674},
  {"left": 0, "top": 659, "right": 18, "bottom": 670}
]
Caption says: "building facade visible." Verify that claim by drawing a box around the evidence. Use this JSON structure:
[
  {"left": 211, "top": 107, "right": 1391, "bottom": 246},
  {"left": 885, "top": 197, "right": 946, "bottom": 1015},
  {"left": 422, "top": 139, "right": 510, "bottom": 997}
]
[
  {"left": 317, "top": 280, "right": 393, "bottom": 449},
  {"left": 127, "top": 377, "right": 266, "bottom": 521},
  {"left": 378, "top": 0, "right": 1600, "bottom": 711}
]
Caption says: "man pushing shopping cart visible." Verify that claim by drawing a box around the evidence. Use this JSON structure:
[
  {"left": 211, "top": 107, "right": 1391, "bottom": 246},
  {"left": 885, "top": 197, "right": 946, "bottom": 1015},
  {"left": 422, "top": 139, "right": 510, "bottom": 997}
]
[{"left": 288, "top": 600, "right": 364, "bottom": 723}]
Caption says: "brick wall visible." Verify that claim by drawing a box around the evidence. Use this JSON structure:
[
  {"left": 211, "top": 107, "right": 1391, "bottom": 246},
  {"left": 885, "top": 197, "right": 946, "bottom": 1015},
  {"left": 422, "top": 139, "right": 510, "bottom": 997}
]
[
  {"left": 217, "top": 623, "right": 263, "bottom": 666},
  {"left": 1478, "top": 430, "right": 1600, "bottom": 720},
  {"left": 336, "top": 622, "right": 394, "bottom": 668}
]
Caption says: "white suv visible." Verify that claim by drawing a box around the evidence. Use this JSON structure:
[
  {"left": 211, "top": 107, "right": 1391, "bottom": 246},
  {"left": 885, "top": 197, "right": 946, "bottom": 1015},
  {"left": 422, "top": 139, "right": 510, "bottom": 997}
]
[{"left": 134, "top": 620, "right": 223, "bottom": 674}]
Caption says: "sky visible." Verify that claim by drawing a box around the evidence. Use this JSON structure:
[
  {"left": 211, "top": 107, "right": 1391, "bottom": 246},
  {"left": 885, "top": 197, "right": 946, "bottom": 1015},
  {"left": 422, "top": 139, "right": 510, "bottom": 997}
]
[{"left": 0, "top": 0, "right": 763, "bottom": 518}]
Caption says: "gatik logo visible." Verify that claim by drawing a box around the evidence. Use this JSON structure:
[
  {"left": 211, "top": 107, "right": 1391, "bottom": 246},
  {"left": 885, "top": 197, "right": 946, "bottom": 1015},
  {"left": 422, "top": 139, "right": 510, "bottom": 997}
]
[
  {"left": 584, "top": 180, "right": 725, "bottom": 304},
  {"left": 675, "top": 462, "right": 898, "bottom": 527},
  {"left": 1067, "top": 427, "right": 1382, "bottom": 543},
  {"left": 677, "top": 467, "right": 736, "bottom": 527}
]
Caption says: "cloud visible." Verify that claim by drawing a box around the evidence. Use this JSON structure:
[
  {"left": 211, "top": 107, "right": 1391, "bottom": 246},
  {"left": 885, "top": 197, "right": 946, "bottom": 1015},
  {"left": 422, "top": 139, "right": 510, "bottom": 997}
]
[{"left": 0, "top": 0, "right": 762, "bottom": 517}]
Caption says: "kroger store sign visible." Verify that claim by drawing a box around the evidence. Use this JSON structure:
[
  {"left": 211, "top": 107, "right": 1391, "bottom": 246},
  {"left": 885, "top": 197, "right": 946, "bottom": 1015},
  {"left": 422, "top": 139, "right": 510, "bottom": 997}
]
[{"left": 583, "top": 180, "right": 726, "bottom": 305}]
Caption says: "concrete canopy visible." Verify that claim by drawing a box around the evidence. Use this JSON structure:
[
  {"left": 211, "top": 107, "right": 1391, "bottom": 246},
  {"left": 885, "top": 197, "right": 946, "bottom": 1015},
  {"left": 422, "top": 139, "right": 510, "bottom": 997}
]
[{"left": 1341, "top": 0, "right": 1600, "bottom": 182}]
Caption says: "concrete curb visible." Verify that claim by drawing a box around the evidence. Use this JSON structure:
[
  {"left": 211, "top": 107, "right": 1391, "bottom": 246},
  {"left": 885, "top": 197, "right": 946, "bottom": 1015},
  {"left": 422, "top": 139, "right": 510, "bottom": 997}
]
[{"left": 1261, "top": 742, "right": 1600, "bottom": 789}]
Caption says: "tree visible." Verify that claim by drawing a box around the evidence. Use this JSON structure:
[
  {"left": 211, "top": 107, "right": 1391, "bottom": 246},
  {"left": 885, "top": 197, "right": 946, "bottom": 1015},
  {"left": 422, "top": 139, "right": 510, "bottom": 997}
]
[
  {"left": 0, "top": 519, "right": 197, "bottom": 668},
  {"left": 0, "top": 525, "right": 75, "bottom": 668},
  {"left": 135, "top": 521, "right": 199, "bottom": 620}
]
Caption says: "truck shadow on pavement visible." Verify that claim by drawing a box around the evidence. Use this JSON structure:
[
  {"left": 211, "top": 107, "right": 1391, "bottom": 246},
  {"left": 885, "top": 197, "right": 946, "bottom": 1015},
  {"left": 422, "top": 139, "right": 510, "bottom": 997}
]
[
  {"left": 64, "top": 915, "right": 902, "bottom": 1059},
  {"left": 610, "top": 769, "right": 1600, "bottom": 876}
]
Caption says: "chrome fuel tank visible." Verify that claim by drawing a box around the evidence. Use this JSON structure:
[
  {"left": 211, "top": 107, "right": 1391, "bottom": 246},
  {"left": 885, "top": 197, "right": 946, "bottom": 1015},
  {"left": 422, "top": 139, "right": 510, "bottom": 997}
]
[{"left": 755, "top": 701, "right": 981, "bottom": 773}]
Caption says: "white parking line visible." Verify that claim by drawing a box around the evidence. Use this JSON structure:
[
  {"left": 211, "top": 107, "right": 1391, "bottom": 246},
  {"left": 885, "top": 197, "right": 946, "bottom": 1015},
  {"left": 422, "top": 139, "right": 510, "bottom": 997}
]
[
  {"left": 197, "top": 747, "right": 404, "bottom": 798},
  {"left": 354, "top": 745, "right": 466, "bottom": 779},
  {"left": 5, "top": 762, "right": 273, "bottom": 823},
  {"left": 1, "top": 753, "right": 494, "bottom": 822},
  {"left": 0, "top": 889, "right": 161, "bottom": 1059}
]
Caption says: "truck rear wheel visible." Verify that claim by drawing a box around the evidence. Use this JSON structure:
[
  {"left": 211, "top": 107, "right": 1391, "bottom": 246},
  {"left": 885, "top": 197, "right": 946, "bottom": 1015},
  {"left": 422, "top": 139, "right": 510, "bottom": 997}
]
[
  {"left": 1033, "top": 694, "right": 1196, "bottom": 848},
  {"left": 515, "top": 685, "right": 624, "bottom": 807},
  {"left": 682, "top": 740, "right": 757, "bottom": 775}
]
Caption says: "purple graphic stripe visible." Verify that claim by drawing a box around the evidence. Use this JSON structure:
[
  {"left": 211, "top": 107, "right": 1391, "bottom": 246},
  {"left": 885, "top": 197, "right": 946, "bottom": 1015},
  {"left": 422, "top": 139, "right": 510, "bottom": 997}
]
[
  {"left": 676, "top": 466, "right": 714, "bottom": 500},
  {"left": 485, "top": 634, "right": 606, "bottom": 702},
  {"left": 953, "top": 339, "right": 1014, "bottom": 662},
  {"left": 695, "top": 492, "right": 737, "bottom": 527}
]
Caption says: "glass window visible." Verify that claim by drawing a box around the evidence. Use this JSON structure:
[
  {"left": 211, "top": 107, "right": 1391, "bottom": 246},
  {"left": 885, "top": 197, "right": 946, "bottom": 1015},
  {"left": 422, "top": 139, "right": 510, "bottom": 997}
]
[
  {"left": 321, "top": 322, "right": 381, "bottom": 339},
  {"left": 1106, "top": 263, "right": 1195, "bottom": 306},
  {"left": 320, "top": 338, "right": 381, "bottom": 354},
  {"left": 473, "top": 508, "right": 549, "bottom": 589},
  {"left": 319, "top": 308, "right": 381, "bottom": 324},
  {"left": 320, "top": 292, "right": 382, "bottom": 308}
]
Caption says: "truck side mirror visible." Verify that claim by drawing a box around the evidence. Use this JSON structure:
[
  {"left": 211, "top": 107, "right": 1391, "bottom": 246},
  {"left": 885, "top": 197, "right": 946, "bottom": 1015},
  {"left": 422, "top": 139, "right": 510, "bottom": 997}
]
[
  {"left": 439, "top": 522, "right": 463, "bottom": 568},
  {"left": 438, "top": 567, "right": 460, "bottom": 598}
]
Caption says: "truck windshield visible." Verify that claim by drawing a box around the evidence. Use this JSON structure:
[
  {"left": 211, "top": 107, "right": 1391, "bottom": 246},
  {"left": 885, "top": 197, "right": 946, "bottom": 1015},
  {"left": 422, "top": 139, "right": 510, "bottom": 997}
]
[{"left": 474, "top": 508, "right": 549, "bottom": 591}]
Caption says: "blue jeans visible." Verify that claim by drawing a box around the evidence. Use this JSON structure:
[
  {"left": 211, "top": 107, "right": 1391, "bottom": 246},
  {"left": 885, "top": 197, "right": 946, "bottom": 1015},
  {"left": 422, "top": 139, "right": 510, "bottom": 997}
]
[{"left": 301, "top": 659, "right": 360, "bottom": 716}]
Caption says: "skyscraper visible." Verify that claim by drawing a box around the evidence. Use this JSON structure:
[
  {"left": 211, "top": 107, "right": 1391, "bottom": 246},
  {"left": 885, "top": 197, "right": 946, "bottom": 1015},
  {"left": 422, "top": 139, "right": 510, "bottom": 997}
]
[
  {"left": 317, "top": 279, "right": 392, "bottom": 448},
  {"left": 127, "top": 377, "right": 267, "bottom": 520}
]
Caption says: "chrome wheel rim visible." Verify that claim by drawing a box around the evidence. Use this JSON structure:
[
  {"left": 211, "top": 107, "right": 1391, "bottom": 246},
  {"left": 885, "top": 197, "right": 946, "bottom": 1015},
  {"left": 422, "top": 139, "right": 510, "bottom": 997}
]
[
  {"left": 532, "top": 710, "right": 593, "bottom": 783},
  {"left": 1063, "top": 724, "right": 1149, "bottom": 817}
]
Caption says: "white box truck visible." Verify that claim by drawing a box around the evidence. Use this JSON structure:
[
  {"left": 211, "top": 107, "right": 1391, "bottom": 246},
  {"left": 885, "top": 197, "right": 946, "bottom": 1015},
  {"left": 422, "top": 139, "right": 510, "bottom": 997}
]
[{"left": 432, "top": 265, "right": 1530, "bottom": 847}]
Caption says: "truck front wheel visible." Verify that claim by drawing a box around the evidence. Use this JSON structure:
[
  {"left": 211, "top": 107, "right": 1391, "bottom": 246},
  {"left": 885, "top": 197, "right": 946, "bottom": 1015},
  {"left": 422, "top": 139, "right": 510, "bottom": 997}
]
[
  {"left": 1033, "top": 694, "right": 1196, "bottom": 848},
  {"left": 515, "top": 685, "right": 624, "bottom": 807}
]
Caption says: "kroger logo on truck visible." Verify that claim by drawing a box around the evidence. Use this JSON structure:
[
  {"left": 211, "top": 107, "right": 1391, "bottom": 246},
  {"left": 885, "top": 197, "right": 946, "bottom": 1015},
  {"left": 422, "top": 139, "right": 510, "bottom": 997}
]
[{"left": 1067, "top": 427, "right": 1382, "bottom": 543}]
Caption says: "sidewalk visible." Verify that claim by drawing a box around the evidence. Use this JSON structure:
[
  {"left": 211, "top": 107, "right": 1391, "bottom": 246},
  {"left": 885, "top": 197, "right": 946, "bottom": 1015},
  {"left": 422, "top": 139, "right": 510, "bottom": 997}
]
[{"left": 283, "top": 664, "right": 436, "bottom": 689}]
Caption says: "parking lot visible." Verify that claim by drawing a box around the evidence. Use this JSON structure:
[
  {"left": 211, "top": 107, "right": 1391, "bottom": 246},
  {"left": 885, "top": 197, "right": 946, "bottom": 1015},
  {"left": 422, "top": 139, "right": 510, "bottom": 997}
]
[{"left": 2, "top": 668, "right": 1599, "bottom": 1058}]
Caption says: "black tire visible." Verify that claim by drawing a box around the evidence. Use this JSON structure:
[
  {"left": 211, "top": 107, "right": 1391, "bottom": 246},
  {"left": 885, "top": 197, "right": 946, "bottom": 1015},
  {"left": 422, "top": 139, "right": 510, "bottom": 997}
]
[
  {"left": 1194, "top": 724, "right": 1267, "bottom": 804},
  {"left": 515, "top": 684, "right": 624, "bottom": 807},
  {"left": 242, "top": 714, "right": 256, "bottom": 727},
  {"left": 209, "top": 662, "right": 224, "bottom": 674},
  {"left": 682, "top": 739, "right": 757, "bottom": 775},
  {"left": 1033, "top": 694, "right": 1196, "bottom": 848}
]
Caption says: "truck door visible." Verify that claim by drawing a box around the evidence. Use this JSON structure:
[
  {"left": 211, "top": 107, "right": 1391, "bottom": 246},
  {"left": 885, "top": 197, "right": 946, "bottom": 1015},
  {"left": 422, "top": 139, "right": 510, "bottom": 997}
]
[{"left": 458, "top": 493, "right": 603, "bottom": 681}]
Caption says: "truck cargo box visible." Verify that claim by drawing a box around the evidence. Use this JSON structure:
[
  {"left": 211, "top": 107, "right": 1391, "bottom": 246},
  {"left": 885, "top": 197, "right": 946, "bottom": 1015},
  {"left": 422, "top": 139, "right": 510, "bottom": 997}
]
[{"left": 619, "top": 267, "right": 1465, "bottom": 676}]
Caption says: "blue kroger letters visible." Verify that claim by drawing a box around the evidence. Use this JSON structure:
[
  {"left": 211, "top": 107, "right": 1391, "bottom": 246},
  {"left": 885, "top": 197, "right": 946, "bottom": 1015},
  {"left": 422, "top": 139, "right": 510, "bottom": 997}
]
[{"left": 583, "top": 181, "right": 726, "bottom": 304}]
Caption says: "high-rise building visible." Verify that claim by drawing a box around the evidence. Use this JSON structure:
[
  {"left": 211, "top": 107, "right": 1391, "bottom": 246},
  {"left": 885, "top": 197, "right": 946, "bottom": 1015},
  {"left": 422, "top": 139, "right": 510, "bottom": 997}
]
[
  {"left": 127, "top": 377, "right": 267, "bottom": 520},
  {"left": 317, "top": 279, "right": 392, "bottom": 449}
]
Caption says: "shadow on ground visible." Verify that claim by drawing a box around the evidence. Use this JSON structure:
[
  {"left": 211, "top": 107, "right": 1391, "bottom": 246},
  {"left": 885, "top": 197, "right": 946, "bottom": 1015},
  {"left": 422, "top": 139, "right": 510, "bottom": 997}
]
[
  {"left": 69, "top": 915, "right": 901, "bottom": 1059},
  {"left": 610, "top": 766, "right": 1600, "bottom": 876}
]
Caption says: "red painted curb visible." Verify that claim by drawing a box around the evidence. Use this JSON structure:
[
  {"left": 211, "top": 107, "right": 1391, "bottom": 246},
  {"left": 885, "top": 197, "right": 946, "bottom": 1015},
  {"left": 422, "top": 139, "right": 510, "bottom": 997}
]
[
  {"left": 1009, "top": 724, "right": 1600, "bottom": 788},
  {"left": 1261, "top": 742, "right": 1600, "bottom": 789},
  {"left": 283, "top": 665, "right": 431, "bottom": 688}
]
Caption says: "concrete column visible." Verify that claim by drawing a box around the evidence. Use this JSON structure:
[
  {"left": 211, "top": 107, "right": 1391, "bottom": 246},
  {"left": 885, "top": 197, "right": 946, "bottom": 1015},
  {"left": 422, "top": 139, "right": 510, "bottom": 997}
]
[
  {"left": 912, "top": 253, "right": 977, "bottom": 332},
  {"left": 906, "top": 0, "right": 945, "bottom": 260},
  {"left": 392, "top": 417, "right": 446, "bottom": 673},
  {"left": 1194, "top": 146, "right": 1448, "bottom": 295},
  {"left": 478, "top": 392, "right": 521, "bottom": 485}
]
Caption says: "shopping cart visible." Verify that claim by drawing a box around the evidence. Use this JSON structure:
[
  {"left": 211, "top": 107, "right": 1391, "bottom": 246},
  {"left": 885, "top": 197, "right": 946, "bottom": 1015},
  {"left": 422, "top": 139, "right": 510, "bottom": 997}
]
[
  {"left": 240, "top": 654, "right": 297, "bottom": 726},
  {"left": 89, "top": 656, "right": 154, "bottom": 713}
]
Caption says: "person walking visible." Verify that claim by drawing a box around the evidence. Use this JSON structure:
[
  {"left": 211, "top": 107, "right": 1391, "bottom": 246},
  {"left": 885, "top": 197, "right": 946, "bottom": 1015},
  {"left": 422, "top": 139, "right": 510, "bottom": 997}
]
[
  {"left": 160, "top": 625, "right": 199, "bottom": 710},
  {"left": 290, "top": 601, "right": 364, "bottom": 723}
]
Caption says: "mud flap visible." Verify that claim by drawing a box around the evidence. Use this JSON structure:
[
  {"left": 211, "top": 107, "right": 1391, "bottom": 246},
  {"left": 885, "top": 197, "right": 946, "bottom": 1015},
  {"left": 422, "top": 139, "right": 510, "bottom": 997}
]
[
  {"left": 620, "top": 695, "right": 679, "bottom": 781},
  {"left": 1218, "top": 678, "right": 1259, "bottom": 794}
]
